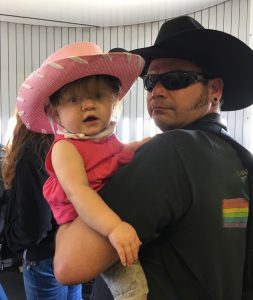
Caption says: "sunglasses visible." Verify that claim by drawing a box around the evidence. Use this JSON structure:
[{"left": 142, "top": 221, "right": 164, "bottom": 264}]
[{"left": 143, "top": 71, "right": 209, "bottom": 92}]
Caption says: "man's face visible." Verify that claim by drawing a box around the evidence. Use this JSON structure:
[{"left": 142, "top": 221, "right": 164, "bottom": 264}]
[{"left": 146, "top": 58, "right": 221, "bottom": 131}]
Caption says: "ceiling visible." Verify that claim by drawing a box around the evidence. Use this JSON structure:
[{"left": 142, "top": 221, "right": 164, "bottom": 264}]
[{"left": 0, "top": 0, "right": 225, "bottom": 27}]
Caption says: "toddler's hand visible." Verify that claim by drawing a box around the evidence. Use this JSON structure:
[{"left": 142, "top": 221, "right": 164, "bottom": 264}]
[
  {"left": 108, "top": 221, "right": 142, "bottom": 267},
  {"left": 124, "top": 137, "right": 151, "bottom": 152}
]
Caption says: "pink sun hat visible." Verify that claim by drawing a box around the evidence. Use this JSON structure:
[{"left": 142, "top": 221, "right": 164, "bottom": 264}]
[{"left": 16, "top": 42, "right": 145, "bottom": 133}]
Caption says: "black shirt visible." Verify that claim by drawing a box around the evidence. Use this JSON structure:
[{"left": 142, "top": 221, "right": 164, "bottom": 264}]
[{"left": 94, "top": 114, "right": 250, "bottom": 300}]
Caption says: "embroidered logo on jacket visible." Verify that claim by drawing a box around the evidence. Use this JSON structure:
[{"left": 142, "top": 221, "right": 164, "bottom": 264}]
[{"left": 223, "top": 198, "right": 249, "bottom": 228}]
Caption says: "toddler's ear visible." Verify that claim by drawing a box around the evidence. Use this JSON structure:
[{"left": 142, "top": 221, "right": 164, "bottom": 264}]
[
  {"left": 45, "top": 102, "right": 59, "bottom": 121},
  {"left": 50, "top": 109, "right": 59, "bottom": 122}
]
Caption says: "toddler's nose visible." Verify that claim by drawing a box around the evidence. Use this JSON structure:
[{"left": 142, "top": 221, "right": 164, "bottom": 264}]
[{"left": 81, "top": 98, "right": 95, "bottom": 111}]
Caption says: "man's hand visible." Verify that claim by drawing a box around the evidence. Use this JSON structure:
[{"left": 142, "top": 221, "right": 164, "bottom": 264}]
[{"left": 108, "top": 221, "right": 142, "bottom": 267}]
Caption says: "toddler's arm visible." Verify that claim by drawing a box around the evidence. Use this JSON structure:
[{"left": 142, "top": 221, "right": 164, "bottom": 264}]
[{"left": 51, "top": 140, "right": 141, "bottom": 266}]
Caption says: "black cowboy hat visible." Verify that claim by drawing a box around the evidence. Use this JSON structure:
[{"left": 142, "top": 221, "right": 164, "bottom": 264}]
[
  {"left": 109, "top": 48, "right": 128, "bottom": 53},
  {"left": 131, "top": 15, "right": 253, "bottom": 111}
]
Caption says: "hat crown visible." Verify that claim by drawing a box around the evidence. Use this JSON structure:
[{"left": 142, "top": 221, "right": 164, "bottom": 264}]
[
  {"left": 43, "top": 42, "right": 102, "bottom": 66},
  {"left": 155, "top": 16, "right": 204, "bottom": 45}
]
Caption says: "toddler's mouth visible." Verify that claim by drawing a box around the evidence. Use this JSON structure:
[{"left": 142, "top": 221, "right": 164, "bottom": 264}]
[{"left": 83, "top": 116, "right": 98, "bottom": 122}]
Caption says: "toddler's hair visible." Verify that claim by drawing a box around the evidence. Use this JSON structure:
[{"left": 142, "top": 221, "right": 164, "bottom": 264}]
[{"left": 45, "top": 75, "right": 121, "bottom": 118}]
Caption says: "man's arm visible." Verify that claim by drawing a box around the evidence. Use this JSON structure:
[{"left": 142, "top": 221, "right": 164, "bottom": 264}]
[{"left": 54, "top": 217, "right": 118, "bottom": 284}]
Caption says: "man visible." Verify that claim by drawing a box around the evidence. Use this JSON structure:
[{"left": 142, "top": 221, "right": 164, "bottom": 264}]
[{"left": 53, "top": 16, "right": 253, "bottom": 299}]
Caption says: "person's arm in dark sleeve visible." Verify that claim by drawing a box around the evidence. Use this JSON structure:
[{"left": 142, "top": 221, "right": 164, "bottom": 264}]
[
  {"left": 100, "top": 132, "right": 191, "bottom": 242},
  {"left": 5, "top": 145, "right": 53, "bottom": 252},
  {"left": 54, "top": 133, "right": 191, "bottom": 284}
]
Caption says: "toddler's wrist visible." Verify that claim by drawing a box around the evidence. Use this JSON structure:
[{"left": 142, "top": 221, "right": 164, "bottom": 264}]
[{"left": 106, "top": 219, "right": 123, "bottom": 237}]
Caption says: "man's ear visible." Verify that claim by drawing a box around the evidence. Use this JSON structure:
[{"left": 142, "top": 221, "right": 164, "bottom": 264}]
[{"left": 209, "top": 78, "right": 224, "bottom": 104}]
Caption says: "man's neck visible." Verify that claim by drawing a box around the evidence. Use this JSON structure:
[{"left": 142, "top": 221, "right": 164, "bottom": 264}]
[{"left": 184, "top": 113, "right": 227, "bottom": 131}]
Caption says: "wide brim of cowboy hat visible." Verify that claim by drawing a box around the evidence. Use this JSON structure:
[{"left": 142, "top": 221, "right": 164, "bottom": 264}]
[
  {"left": 17, "top": 52, "right": 144, "bottom": 133},
  {"left": 131, "top": 29, "right": 253, "bottom": 111}
]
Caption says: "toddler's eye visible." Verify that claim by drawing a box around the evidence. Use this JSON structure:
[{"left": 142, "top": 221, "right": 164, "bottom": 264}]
[
  {"left": 95, "top": 93, "right": 102, "bottom": 100},
  {"left": 69, "top": 96, "right": 79, "bottom": 103}
]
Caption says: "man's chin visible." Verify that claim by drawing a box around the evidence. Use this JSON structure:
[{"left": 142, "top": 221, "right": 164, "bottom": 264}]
[{"left": 152, "top": 115, "right": 179, "bottom": 132}]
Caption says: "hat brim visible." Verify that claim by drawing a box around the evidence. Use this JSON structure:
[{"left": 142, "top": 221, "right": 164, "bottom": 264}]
[
  {"left": 131, "top": 29, "right": 253, "bottom": 111},
  {"left": 17, "top": 53, "right": 144, "bottom": 133}
]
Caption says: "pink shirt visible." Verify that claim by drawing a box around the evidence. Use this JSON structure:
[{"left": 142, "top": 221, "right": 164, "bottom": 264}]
[{"left": 43, "top": 134, "right": 134, "bottom": 224}]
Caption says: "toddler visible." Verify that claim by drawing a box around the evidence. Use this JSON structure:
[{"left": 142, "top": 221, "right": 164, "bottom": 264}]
[{"left": 17, "top": 42, "right": 149, "bottom": 300}]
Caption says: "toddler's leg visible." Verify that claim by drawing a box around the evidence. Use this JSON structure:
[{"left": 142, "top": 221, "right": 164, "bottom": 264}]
[{"left": 102, "top": 261, "right": 148, "bottom": 300}]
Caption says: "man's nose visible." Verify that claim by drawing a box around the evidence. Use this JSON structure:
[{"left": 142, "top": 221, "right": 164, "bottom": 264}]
[{"left": 150, "top": 81, "right": 167, "bottom": 100}]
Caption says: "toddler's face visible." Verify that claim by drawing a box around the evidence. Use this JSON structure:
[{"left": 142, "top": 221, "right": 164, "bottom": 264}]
[{"left": 55, "top": 76, "right": 119, "bottom": 136}]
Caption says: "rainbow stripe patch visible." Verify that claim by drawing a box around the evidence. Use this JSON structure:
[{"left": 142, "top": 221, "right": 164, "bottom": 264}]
[{"left": 223, "top": 198, "right": 249, "bottom": 228}]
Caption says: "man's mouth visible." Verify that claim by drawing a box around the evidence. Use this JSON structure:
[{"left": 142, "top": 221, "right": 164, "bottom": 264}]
[
  {"left": 152, "top": 106, "right": 167, "bottom": 111},
  {"left": 152, "top": 104, "right": 174, "bottom": 110}
]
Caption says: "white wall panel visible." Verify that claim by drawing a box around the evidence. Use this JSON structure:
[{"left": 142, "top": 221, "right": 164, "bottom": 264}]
[
  {"left": 16, "top": 24, "right": 25, "bottom": 94},
  {"left": 82, "top": 27, "right": 90, "bottom": 42},
  {"left": 46, "top": 27, "right": 55, "bottom": 57},
  {"left": 8, "top": 23, "right": 17, "bottom": 116},
  {"left": 54, "top": 27, "right": 62, "bottom": 50},
  {"left": 89, "top": 27, "right": 97, "bottom": 44},
  {"left": 0, "top": 22, "right": 9, "bottom": 143},
  {"left": 0, "top": 0, "right": 252, "bottom": 150}
]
